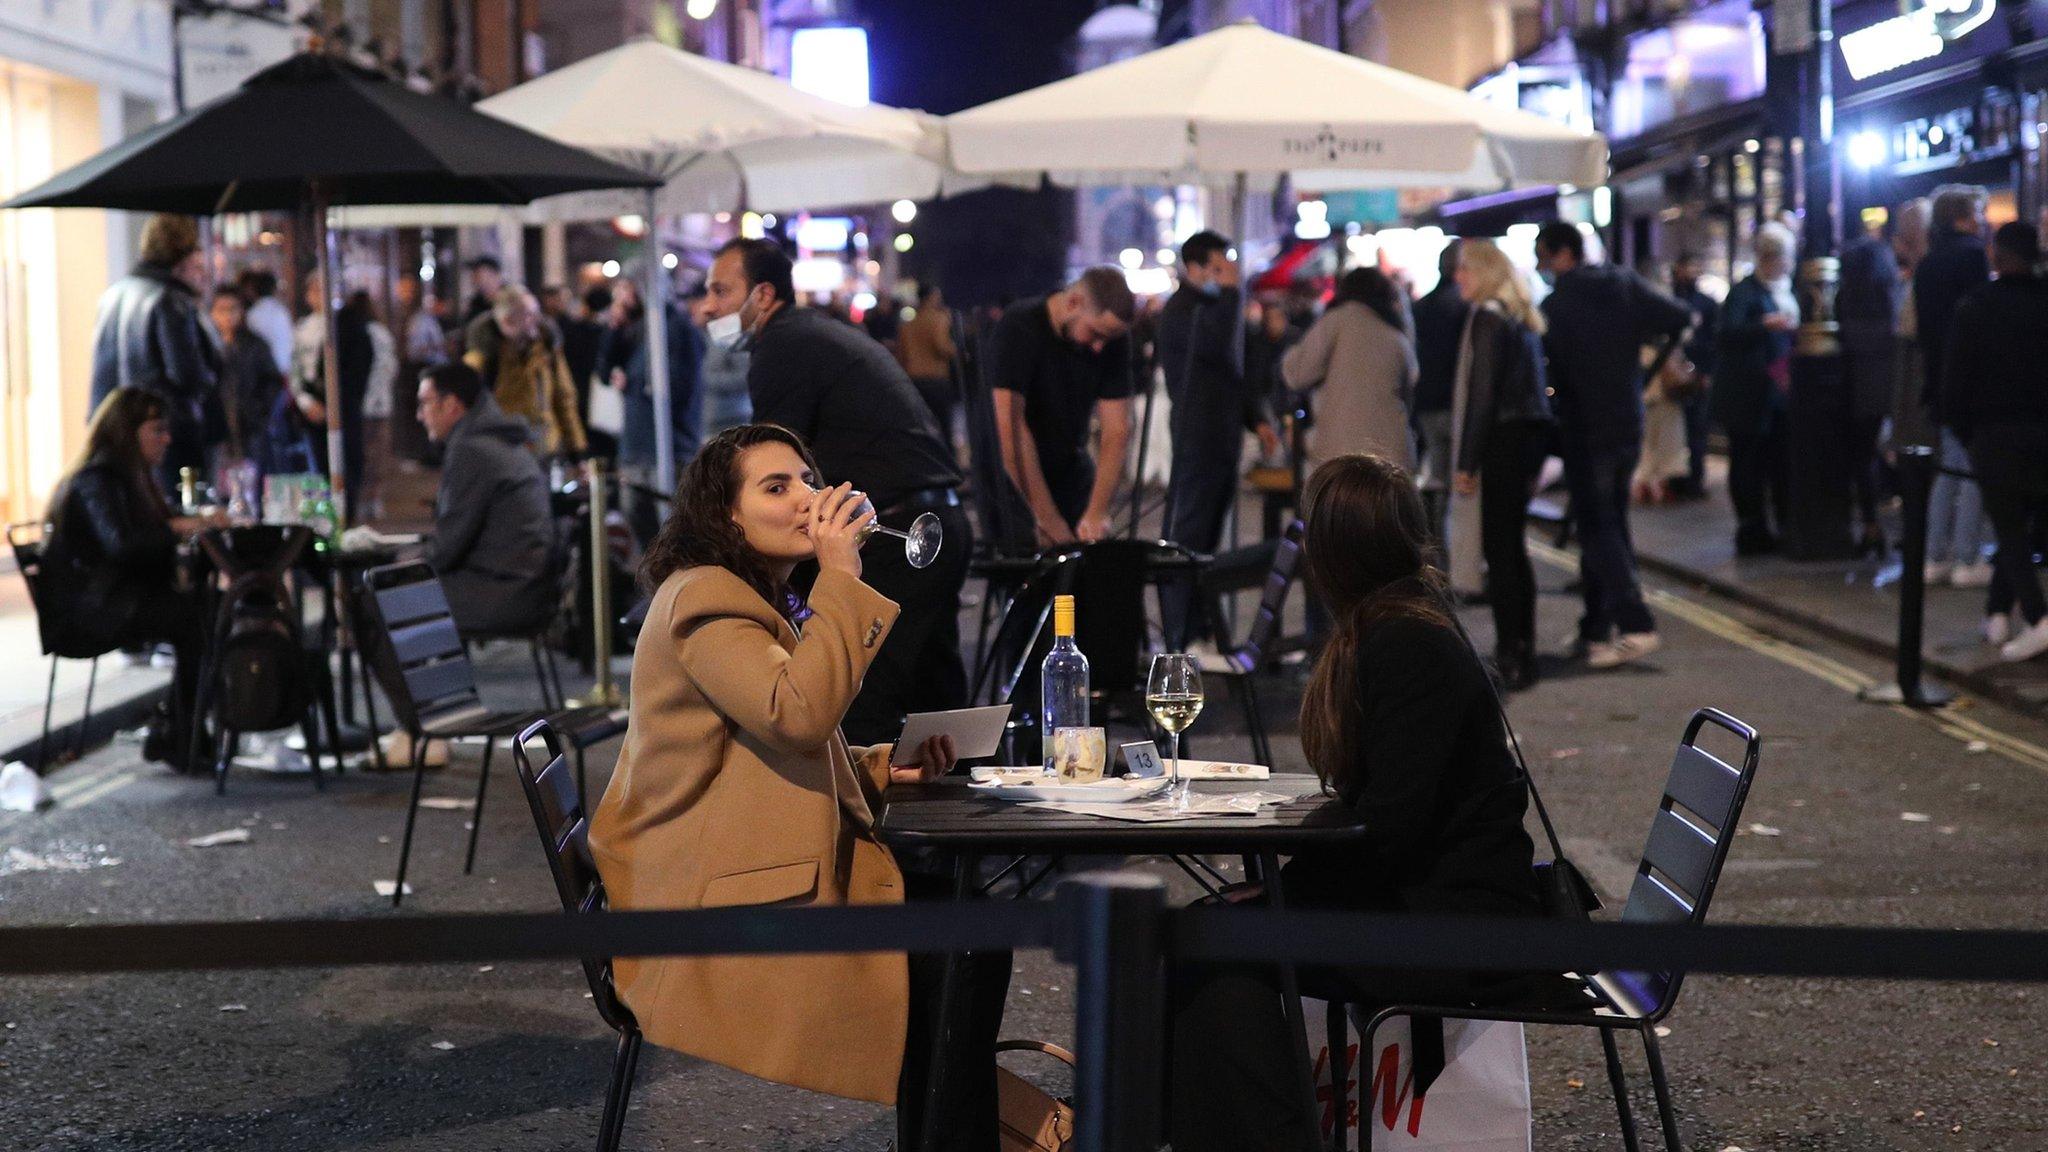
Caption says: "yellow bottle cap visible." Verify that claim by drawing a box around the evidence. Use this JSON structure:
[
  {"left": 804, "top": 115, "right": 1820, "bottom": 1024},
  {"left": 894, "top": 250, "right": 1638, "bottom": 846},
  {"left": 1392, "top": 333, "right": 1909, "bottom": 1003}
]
[{"left": 1053, "top": 595, "right": 1076, "bottom": 638}]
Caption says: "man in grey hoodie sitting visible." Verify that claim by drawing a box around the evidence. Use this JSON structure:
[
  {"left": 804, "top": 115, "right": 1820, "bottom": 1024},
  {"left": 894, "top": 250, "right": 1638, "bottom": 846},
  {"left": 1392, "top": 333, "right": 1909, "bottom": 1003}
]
[{"left": 415, "top": 362, "right": 558, "bottom": 635}]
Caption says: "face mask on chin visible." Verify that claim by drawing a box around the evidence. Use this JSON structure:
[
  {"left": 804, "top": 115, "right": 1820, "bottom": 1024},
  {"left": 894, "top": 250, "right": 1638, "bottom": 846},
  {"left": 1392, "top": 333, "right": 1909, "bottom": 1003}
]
[
  {"left": 706, "top": 310, "right": 746, "bottom": 350},
  {"left": 1195, "top": 278, "right": 1224, "bottom": 298}
]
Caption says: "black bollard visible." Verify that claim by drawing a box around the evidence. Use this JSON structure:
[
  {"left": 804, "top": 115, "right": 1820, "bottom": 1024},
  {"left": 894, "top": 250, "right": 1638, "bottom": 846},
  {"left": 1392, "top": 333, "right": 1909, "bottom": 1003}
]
[
  {"left": 1059, "top": 873, "right": 1166, "bottom": 1152},
  {"left": 1862, "top": 444, "right": 1953, "bottom": 707}
]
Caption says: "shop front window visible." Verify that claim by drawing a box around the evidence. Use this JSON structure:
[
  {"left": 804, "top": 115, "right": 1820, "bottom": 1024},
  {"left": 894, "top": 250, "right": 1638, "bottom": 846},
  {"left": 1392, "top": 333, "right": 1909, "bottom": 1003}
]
[{"left": 1609, "top": 0, "right": 1767, "bottom": 140}]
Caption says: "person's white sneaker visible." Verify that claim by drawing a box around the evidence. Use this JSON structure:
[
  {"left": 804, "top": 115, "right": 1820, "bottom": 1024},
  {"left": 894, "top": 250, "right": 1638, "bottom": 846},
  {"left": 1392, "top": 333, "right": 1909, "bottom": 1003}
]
[
  {"left": 1586, "top": 631, "right": 1662, "bottom": 669},
  {"left": 1950, "top": 561, "right": 1996, "bottom": 588},
  {"left": 1999, "top": 618, "right": 2048, "bottom": 663},
  {"left": 1923, "top": 561, "right": 1953, "bottom": 585},
  {"left": 1986, "top": 613, "right": 2014, "bottom": 646}
]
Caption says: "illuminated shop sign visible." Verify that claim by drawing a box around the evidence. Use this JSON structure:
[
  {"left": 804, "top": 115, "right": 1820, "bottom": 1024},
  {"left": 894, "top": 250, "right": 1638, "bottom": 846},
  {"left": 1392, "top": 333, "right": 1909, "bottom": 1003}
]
[{"left": 1838, "top": 0, "right": 1996, "bottom": 82}]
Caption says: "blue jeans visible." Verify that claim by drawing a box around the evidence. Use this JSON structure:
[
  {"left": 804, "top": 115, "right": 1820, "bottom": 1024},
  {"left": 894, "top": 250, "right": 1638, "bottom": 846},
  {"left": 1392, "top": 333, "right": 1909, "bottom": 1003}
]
[
  {"left": 1564, "top": 442, "right": 1656, "bottom": 641},
  {"left": 1926, "top": 427, "right": 1988, "bottom": 566}
]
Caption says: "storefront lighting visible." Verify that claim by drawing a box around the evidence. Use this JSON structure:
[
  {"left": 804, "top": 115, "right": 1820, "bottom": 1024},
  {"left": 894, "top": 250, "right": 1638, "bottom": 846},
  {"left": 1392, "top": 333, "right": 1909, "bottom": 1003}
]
[
  {"left": 1743, "top": 138, "right": 1761, "bottom": 154},
  {"left": 741, "top": 212, "right": 765, "bottom": 239},
  {"left": 893, "top": 232, "right": 914, "bottom": 253},
  {"left": 1226, "top": 248, "right": 1237, "bottom": 262},
  {"left": 891, "top": 199, "right": 918, "bottom": 224},
  {"left": 715, "top": 212, "right": 732, "bottom": 224},
  {"left": 853, "top": 291, "right": 878, "bottom": 312},
  {"left": 1839, "top": 0, "right": 1996, "bottom": 82},
  {"left": 601, "top": 259, "right": 621, "bottom": 278},
  {"left": 686, "top": 0, "right": 719, "bottom": 19},
  {"left": 762, "top": 214, "right": 777, "bottom": 228},
  {"left": 854, "top": 231, "right": 869, "bottom": 248},
  {"left": 613, "top": 214, "right": 647, "bottom": 238},
  {"left": 1119, "top": 247, "right": 1144, "bottom": 270},
  {"left": 1558, "top": 183, "right": 1577, "bottom": 196},
  {"left": 1156, "top": 248, "right": 1175, "bottom": 265},
  {"left": 1592, "top": 187, "right": 1613, "bottom": 228},
  {"left": 865, "top": 260, "right": 882, "bottom": 276},
  {"left": 662, "top": 252, "right": 679, "bottom": 270},
  {"left": 1294, "top": 199, "right": 1331, "bottom": 241},
  {"left": 1849, "top": 130, "right": 1889, "bottom": 168}
]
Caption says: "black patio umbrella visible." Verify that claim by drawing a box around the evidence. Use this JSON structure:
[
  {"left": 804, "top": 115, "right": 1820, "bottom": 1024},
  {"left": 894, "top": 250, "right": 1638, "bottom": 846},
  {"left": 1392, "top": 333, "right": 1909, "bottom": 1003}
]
[{"left": 3, "top": 52, "right": 658, "bottom": 518}]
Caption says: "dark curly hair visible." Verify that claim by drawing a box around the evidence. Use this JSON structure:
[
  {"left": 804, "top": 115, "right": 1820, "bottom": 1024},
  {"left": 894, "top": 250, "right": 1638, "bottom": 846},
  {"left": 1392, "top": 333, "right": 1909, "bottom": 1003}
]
[{"left": 639, "top": 423, "right": 824, "bottom": 619}]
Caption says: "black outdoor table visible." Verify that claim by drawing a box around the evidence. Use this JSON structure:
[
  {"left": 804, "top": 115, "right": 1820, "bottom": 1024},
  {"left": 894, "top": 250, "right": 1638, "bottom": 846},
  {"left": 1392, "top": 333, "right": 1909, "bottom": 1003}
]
[{"left": 875, "top": 774, "right": 1363, "bottom": 1147}]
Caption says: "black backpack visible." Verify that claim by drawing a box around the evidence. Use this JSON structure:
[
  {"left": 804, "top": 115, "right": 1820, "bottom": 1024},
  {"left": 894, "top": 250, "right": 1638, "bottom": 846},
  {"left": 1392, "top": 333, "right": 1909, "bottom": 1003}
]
[
  {"left": 197, "top": 527, "right": 313, "bottom": 735},
  {"left": 213, "top": 569, "right": 308, "bottom": 733}
]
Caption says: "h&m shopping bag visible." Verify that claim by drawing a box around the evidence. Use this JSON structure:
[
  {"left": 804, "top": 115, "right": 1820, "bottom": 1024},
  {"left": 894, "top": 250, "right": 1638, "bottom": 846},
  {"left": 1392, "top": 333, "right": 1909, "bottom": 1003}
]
[{"left": 1303, "top": 1000, "right": 1531, "bottom": 1152}]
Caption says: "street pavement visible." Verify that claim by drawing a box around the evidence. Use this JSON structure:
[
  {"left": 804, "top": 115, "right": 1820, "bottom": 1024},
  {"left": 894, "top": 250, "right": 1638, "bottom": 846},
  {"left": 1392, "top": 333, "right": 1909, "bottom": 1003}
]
[{"left": 4, "top": 533, "right": 2048, "bottom": 1150}]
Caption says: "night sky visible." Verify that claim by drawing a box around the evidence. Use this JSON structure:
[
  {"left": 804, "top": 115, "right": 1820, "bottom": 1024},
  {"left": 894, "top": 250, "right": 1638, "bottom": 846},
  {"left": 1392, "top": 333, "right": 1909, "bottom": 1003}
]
[{"left": 863, "top": 0, "right": 1100, "bottom": 306}]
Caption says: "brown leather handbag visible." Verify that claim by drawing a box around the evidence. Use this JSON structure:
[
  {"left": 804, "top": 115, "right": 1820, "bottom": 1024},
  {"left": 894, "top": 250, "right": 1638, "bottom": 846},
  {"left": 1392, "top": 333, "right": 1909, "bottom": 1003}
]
[{"left": 995, "top": 1039, "right": 1076, "bottom": 1152}]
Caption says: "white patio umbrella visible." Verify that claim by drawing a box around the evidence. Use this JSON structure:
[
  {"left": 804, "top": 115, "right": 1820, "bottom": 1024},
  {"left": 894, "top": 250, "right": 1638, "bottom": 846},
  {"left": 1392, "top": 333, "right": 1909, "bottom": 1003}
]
[
  {"left": 348, "top": 39, "right": 957, "bottom": 490},
  {"left": 946, "top": 19, "right": 1607, "bottom": 194},
  {"left": 948, "top": 20, "right": 1607, "bottom": 535}
]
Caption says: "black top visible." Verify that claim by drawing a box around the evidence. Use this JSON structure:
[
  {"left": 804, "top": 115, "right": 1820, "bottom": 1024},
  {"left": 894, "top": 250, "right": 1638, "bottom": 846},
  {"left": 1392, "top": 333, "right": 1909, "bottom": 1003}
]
[
  {"left": 1280, "top": 613, "right": 1540, "bottom": 917},
  {"left": 1410, "top": 282, "right": 1469, "bottom": 415},
  {"left": 1540, "top": 264, "right": 1693, "bottom": 451},
  {"left": 987, "top": 295, "right": 1134, "bottom": 489},
  {"left": 747, "top": 306, "right": 961, "bottom": 508},
  {"left": 1943, "top": 273, "right": 2048, "bottom": 440},
  {"left": 1156, "top": 285, "right": 1268, "bottom": 450},
  {"left": 1914, "top": 227, "right": 1993, "bottom": 421}
]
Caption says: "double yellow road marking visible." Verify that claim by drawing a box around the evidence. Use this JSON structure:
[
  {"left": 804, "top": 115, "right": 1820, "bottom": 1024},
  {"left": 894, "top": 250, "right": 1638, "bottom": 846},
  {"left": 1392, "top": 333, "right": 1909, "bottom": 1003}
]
[{"left": 1526, "top": 537, "right": 2048, "bottom": 778}]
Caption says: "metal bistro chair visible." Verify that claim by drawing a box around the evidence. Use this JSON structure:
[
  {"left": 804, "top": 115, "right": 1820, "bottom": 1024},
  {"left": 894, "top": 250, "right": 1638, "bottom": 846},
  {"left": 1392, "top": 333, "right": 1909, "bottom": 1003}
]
[
  {"left": 1326, "top": 707, "right": 1762, "bottom": 1152},
  {"left": 360, "top": 561, "right": 625, "bottom": 907},
  {"left": 7, "top": 521, "right": 111, "bottom": 772},
  {"left": 511, "top": 718, "right": 643, "bottom": 1152},
  {"left": 1195, "top": 519, "right": 1304, "bottom": 769}
]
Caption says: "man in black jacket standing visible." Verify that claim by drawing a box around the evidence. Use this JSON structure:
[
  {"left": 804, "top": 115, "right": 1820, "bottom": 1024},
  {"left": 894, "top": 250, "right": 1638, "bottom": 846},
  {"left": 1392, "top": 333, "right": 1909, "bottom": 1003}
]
[
  {"left": 89, "top": 213, "right": 221, "bottom": 495},
  {"left": 1535, "top": 222, "right": 1692, "bottom": 669},
  {"left": 1946, "top": 222, "right": 2048, "bottom": 662},
  {"left": 1412, "top": 241, "right": 1469, "bottom": 532},
  {"left": 1154, "top": 231, "right": 1279, "bottom": 649},
  {"left": 699, "top": 237, "right": 970, "bottom": 745}
]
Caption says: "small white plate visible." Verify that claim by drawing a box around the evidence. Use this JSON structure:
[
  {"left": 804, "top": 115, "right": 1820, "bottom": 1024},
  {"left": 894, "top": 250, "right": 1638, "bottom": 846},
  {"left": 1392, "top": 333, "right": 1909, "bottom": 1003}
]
[{"left": 968, "top": 777, "right": 1173, "bottom": 804}]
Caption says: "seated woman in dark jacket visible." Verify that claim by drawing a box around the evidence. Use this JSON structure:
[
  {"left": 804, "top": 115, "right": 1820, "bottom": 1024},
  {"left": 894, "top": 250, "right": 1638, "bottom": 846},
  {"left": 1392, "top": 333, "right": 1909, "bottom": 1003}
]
[
  {"left": 41, "top": 388, "right": 223, "bottom": 770},
  {"left": 1168, "top": 453, "right": 1544, "bottom": 1152}
]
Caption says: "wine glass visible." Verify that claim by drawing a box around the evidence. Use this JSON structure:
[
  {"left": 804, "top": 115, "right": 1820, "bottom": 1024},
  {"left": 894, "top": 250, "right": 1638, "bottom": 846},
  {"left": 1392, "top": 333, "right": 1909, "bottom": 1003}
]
[
  {"left": 1146, "top": 653, "right": 1204, "bottom": 805},
  {"left": 858, "top": 510, "right": 943, "bottom": 569}
]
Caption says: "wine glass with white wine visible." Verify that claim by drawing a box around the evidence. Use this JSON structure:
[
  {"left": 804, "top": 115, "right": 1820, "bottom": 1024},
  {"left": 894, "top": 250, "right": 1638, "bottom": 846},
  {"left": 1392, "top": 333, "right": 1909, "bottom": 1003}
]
[{"left": 1146, "top": 653, "right": 1204, "bottom": 805}]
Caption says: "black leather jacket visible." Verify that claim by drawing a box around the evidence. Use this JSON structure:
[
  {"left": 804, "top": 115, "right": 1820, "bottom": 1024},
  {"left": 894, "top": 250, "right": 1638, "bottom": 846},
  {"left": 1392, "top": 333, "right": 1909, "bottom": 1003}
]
[
  {"left": 89, "top": 264, "right": 220, "bottom": 427},
  {"left": 38, "top": 458, "right": 178, "bottom": 658},
  {"left": 1455, "top": 304, "right": 1553, "bottom": 469}
]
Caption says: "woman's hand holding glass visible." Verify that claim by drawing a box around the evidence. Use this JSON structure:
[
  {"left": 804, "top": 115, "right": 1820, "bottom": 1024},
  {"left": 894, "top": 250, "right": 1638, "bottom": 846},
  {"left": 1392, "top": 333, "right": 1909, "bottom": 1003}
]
[
  {"left": 888, "top": 734, "right": 958, "bottom": 785},
  {"left": 808, "top": 481, "right": 875, "bottom": 579}
]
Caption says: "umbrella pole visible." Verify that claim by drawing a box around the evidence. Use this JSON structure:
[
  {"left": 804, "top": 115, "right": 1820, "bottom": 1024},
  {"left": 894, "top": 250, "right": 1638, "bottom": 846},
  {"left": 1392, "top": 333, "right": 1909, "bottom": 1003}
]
[
  {"left": 645, "top": 187, "right": 676, "bottom": 494},
  {"left": 316, "top": 180, "right": 350, "bottom": 525}
]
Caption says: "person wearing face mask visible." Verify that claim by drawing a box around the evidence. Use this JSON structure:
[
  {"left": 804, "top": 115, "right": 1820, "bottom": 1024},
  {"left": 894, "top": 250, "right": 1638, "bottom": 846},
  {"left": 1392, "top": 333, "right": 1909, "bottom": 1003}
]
[
  {"left": 1155, "top": 230, "right": 1281, "bottom": 649},
  {"left": 695, "top": 238, "right": 970, "bottom": 747},
  {"left": 987, "top": 266, "right": 1138, "bottom": 548},
  {"left": 589, "top": 424, "right": 1002, "bottom": 1151}
]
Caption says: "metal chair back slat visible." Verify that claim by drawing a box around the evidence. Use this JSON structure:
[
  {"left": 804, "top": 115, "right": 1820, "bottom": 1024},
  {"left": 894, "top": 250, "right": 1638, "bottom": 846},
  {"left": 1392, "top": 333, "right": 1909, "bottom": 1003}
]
[
  {"left": 1639, "top": 808, "right": 1718, "bottom": 901},
  {"left": 401, "top": 657, "right": 479, "bottom": 715},
  {"left": 1237, "top": 521, "right": 1302, "bottom": 665},
  {"left": 1663, "top": 743, "right": 1742, "bottom": 828},
  {"left": 386, "top": 617, "right": 464, "bottom": 667},
  {"left": 376, "top": 578, "right": 454, "bottom": 629},
  {"left": 1621, "top": 870, "right": 1695, "bottom": 926}
]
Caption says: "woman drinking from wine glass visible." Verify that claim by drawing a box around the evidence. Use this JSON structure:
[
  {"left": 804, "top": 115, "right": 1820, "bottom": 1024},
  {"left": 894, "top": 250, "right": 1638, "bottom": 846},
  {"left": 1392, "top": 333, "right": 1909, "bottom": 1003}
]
[
  {"left": 587, "top": 423, "right": 1005, "bottom": 1151},
  {"left": 1166, "top": 453, "right": 1553, "bottom": 1152}
]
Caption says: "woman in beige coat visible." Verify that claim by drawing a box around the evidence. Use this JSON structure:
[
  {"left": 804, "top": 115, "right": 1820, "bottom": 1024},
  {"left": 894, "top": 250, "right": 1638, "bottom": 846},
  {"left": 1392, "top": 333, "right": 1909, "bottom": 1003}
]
[{"left": 588, "top": 423, "right": 994, "bottom": 1147}]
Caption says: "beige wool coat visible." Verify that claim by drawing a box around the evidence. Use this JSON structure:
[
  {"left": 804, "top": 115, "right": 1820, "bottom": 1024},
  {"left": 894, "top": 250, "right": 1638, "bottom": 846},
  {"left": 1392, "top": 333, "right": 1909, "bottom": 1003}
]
[{"left": 588, "top": 563, "right": 908, "bottom": 1104}]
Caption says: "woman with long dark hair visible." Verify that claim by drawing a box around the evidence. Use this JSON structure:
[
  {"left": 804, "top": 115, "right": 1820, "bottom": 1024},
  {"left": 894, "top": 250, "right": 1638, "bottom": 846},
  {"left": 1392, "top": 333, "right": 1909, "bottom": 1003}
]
[
  {"left": 41, "top": 388, "right": 224, "bottom": 771},
  {"left": 1168, "top": 454, "right": 1545, "bottom": 1152},
  {"left": 1450, "top": 240, "right": 1555, "bottom": 689},
  {"left": 1281, "top": 265, "right": 1418, "bottom": 470},
  {"left": 587, "top": 423, "right": 1005, "bottom": 1151}
]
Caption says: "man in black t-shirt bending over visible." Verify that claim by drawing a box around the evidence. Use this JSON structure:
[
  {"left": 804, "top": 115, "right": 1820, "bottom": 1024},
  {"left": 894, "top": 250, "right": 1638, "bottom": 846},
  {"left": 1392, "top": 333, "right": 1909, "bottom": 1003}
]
[{"left": 988, "top": 267, "right": 1136, "bottom": 547}]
